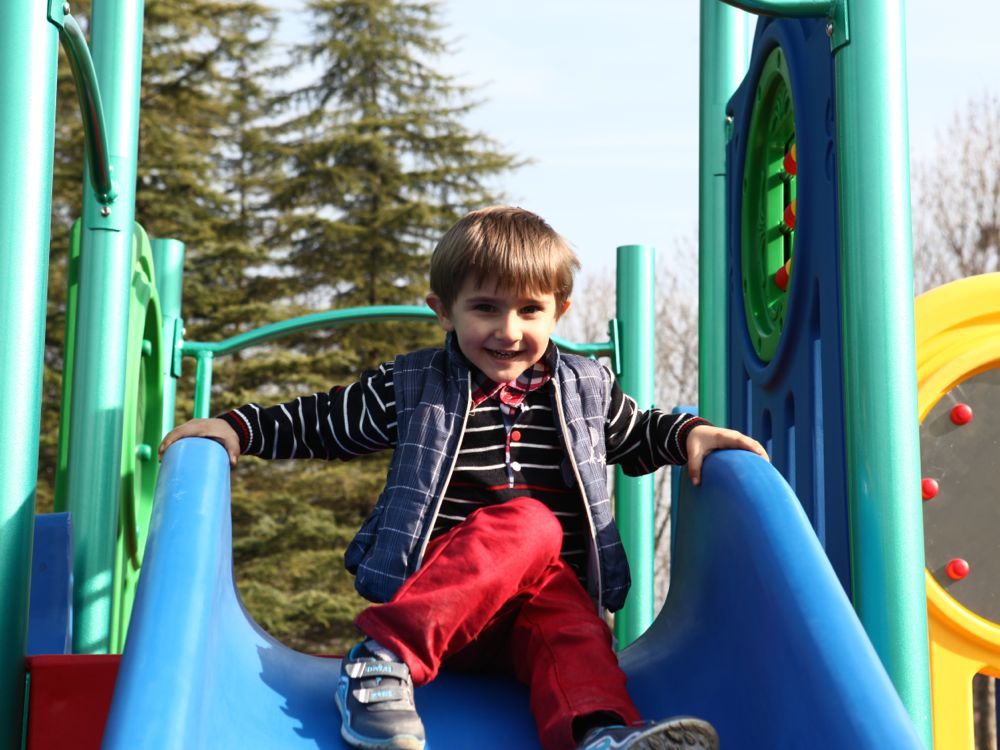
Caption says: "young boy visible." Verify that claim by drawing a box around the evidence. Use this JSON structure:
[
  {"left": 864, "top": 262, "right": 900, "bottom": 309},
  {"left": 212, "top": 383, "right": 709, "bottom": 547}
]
[{"left": 159, "top": 206, "right": 767, "bottom": 750}]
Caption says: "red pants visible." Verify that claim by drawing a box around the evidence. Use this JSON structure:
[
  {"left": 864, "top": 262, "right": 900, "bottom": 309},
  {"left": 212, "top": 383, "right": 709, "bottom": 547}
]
[{"left": 355, "top": 496, "right": 641, "bottom": 750}]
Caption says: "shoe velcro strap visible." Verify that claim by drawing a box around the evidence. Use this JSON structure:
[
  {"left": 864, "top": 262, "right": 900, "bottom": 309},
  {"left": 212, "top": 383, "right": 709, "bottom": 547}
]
[
  {"left": 344, "top": 660, "right": 410, "bottom": 680},
  {"left": 352, "top": 685, "right": 409, "bottom": 704}
]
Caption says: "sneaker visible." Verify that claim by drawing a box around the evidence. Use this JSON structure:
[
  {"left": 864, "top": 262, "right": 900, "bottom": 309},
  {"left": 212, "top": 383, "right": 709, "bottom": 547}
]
[
  {"left": 334, "top": 640, "right": 426, "bottom": 750},
  {"left": 577, "top": 717, "right": 720, "bottom": 750}
]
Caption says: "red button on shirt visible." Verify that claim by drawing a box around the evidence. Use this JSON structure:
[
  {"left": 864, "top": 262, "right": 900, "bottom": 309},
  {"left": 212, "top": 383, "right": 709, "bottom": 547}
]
[{"left": 510, "top": 430, "right": 522, "bottom": 442}]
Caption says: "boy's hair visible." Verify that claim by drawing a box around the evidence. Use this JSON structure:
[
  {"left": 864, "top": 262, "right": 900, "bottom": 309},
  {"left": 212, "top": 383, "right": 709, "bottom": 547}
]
[{"left": 429, "top": 206, "right": 581, "bottom": 312}]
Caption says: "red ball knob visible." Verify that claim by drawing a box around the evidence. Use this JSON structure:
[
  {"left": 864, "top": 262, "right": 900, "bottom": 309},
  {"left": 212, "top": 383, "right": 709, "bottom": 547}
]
[
  {"left": 774, "top": 263, "right": 790, "bottom": 292},
  {"left": 950, "top": 403, "right": 973, "bottom": 425},
  {"left": 783, "top": 201, "right": 797, "bottom": 231},
  {"left": 946, "top": 558, "right": 970, "bottom": 581},
  {"left": 783, "top": 145, "right": 797, "bottom": 176},
  {"left": 921, "top": 478, "right": 939, "bottom": 500}
]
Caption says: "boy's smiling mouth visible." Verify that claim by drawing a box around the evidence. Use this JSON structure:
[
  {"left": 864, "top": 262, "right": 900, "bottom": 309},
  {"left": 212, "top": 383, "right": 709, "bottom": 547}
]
[{"left": 487, "top": 349, "right": 519, "bottom": 359}]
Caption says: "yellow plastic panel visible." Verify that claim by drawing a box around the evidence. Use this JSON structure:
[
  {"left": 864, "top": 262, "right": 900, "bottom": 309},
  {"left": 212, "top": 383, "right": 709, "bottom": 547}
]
[{"left": 916, "top": 273, "right": 1000, "bottom": 749}]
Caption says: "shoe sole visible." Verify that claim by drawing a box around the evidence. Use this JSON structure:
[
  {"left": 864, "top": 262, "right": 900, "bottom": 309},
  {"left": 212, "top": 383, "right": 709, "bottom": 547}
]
[
  {"left": 334, "top": 682, "right": 426, "bottom": 750},
  {"left": 633, "top": 717, "right": 720, "bottom": 750}
]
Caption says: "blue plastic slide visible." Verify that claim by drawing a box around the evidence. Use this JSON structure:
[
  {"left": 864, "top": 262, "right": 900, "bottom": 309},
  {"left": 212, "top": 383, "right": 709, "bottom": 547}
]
[{"left": 102, "top": 439, "right": 921, "bottom": 748}]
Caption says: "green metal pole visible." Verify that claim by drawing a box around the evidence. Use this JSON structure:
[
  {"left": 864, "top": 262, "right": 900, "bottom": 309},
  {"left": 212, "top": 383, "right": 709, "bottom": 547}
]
[
  {"left": 151, "top": 239, "right": 185, "bottom": 434},
  {"left": 613, "top": 245, "right": 656, "bottom": 646},
  {"left": 64, "top": 0, "right": 145, "bottom": 655},
  {"left": 0, "top": 3, "right": 59, "bottom": 745},
  {"left": 832, "top": 1, "right": 931, "bottom": 744},
  {"left": 698, "top": 1, "right": 753, "bottom": 425}
]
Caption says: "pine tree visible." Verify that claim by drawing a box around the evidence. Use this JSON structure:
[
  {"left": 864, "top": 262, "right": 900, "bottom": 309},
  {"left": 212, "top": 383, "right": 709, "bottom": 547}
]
[
  {"left": 136, "top": 0, "right": 285, "bottom": 339},
  {"left": 271, "top": 0, "right": 519, "bottom": 363}
]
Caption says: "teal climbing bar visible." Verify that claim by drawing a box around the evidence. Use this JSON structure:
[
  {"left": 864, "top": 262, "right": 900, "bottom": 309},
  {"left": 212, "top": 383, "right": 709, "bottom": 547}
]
[
  {"left": 64, "top": 0, "right": 146, "bottom": 655},
  {"left": 833, "top": 0, "right": 932, "bottom": 744},
  {"left": 152, "top": 239, "right": 186, "bottom": 433},
  {"left": 698, "top": 1, "right": 753, "bottom": 425},
  {"left": 614, "top": 245, "right": 656, "bottom": 646},
  {"left": 0, "top": 3, "right": 59, "bottom": 744}
]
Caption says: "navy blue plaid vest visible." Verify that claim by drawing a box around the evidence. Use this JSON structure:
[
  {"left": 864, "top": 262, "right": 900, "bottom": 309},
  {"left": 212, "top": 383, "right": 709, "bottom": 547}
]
[{"left": 344, "top": 334, "right": 632, "bottom": 611}]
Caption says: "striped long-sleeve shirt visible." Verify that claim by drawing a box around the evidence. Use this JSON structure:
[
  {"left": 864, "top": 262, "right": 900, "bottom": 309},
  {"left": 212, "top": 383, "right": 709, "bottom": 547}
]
[{"left": 221, "top": 358, "right": 706, "bottom": 577}]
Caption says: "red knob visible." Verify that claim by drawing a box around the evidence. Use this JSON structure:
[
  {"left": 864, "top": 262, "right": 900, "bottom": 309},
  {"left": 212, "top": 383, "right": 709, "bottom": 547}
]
[
  {"left": 946, "top": 558, "right": 970, "bottom": 581},
  {"left": 921, "top": 478, "right": 939, "bottom": 500},
  {"left": 950, "top": 403, "right": 973, "bottom": 425},
  {"left": 774, "top": 262, "right": 790, "bottom": 292},
  {"left": 783, "top": 201, "right": 797, "bottom": 231},
  {"left": 783, "top": 145, "right": 797, "bottom": 176}
]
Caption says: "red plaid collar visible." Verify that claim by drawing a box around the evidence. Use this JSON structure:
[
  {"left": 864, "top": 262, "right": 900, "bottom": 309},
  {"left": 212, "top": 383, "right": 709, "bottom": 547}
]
[{"left": 470, "top": 345, "right": 555, "bottom": 411}]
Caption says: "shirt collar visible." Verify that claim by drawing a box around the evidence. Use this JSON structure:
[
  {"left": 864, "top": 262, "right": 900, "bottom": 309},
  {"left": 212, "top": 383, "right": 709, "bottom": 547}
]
[{"left": 469, "top": 341, "right": 556, "bottom": 409}]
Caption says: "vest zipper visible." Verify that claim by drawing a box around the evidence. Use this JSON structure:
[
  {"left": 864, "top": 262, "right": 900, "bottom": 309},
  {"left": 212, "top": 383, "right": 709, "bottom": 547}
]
[
  {"left": 552, "top": 378, "right": 604, "bottom": 612},
  {"left": 413, "top": 372, "right": 473, "bottom": 571}
]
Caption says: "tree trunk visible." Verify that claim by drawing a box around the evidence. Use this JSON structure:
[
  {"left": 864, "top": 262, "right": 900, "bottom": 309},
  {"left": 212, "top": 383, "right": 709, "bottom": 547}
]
[{"left": 973, "top": 674, "right": 996, "bottom": 750}]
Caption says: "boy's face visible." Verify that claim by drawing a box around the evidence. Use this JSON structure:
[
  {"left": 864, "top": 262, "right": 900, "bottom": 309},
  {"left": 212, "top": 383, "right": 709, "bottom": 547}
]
[{"left": 427, "top": 277, "right": 570, "bottom": 383}]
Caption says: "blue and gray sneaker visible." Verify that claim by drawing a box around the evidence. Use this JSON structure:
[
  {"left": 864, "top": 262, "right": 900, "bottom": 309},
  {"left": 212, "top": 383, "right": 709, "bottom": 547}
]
[
  {"left": 577, "top": 717, "right": 719, "bottom": 750},
  {"left": 335, "top": 640, "right": 426, "bottom": 750}
]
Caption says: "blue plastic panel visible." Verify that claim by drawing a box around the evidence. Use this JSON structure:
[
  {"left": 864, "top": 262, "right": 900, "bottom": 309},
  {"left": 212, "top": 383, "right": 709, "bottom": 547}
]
[
  {"left": 28, "top": 512, "right": 73, "bottom": 655},
  {"left": 725, "top": 17, "right": 851, "bottom": 593}
]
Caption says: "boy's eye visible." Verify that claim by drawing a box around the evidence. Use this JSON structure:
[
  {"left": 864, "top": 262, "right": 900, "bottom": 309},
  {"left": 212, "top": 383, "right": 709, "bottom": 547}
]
[
  {"left": 474, "top": 303, "right": 496, "bottom": 313},
  {"left": 521, "top": 305, "right": 542, "bottom": 315}
]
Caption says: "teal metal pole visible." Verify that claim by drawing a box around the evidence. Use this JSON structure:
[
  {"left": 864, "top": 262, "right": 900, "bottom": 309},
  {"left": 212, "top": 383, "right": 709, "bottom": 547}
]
[
  {"left": 151, "top": 239, "right": 185, "bottom": 434},
  {"left": 698, "top": 1, "right": 753, "bottom": 425},
  {"left": 193, "top": 352, "right": 215, "bottom": 420},
  {"left": 0, "top": 3, "right": 59, "bottom": 744},
  {"left": 832, "top": 1, "right": 931, "bottom": 744},
  {"left": 613, "top": 245, "right": 656, "bottom": 646},
  {"left": 64, "top": 0, "right": 145, "bottom": 654}
]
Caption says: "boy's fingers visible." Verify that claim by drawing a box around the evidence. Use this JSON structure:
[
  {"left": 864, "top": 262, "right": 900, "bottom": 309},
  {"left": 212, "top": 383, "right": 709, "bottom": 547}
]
[
  {"left": 688, "top": 452, "right": 703, "bottom": 486},
  {"left": 725, "top": 430, "right": 768, "bottom": 461},
  {"left": 157, "top": 436, "right": 172, "bottom": 460},
  {"left": 746, "top": 437, "right": 769, "bottom": 461}
]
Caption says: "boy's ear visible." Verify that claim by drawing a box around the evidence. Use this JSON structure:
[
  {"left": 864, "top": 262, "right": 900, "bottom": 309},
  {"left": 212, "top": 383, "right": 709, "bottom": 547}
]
[
  {"left": 426, "top": 293, "right": 455, "bottom": 331},
  {"left": 558, "top": 298, "right": 572, "bottom": 318}
]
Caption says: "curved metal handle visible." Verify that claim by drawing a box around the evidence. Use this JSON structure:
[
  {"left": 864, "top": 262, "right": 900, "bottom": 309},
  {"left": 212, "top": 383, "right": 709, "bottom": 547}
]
[
  {"left": 181, "top": 306, "right": 614, "bottom": 359},
  {"left": 59, "top": 13, "right": 117, "bottom": 204},
  {"left": 720, "top": 0, "right": 833, "bottom": 17}
]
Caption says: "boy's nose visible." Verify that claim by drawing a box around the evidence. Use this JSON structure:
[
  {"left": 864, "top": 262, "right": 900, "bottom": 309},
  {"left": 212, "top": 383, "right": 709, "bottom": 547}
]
[{"left": 496, "top": 315, "right": 521, "bottom": 342}]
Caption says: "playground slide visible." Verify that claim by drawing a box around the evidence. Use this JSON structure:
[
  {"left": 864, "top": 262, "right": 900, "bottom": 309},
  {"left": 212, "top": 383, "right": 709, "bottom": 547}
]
[{"left": 101, "top": 439, "right": 921, "bottom": 749}]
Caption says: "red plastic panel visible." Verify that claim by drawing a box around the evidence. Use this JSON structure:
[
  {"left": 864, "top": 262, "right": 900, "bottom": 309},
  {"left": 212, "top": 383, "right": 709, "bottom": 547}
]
[{"left": 26, "top": 655, "right": 120, "bottom": 750}]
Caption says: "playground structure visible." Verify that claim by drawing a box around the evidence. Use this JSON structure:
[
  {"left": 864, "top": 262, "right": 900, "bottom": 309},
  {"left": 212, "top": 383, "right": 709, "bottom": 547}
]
[{"left": 4, "top": 0, "right": 998, "bottom": 748}]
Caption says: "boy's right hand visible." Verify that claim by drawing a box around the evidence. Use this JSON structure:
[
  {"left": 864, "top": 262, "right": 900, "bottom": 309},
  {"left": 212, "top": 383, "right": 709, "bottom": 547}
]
[{"left": 158, "top": 418, "right": 241, "bottom": 467}]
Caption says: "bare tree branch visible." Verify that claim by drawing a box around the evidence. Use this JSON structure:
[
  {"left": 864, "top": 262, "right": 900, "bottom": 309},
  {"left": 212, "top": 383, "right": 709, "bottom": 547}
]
[{"left": 913, "top": 93, "right": 1000, "bottom": 292}]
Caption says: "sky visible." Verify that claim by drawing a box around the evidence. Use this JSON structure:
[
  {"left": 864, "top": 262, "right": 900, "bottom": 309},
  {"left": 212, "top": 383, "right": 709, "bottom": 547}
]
[{"left": 276, "top": 1, "right": 1000, "bottom": 280}]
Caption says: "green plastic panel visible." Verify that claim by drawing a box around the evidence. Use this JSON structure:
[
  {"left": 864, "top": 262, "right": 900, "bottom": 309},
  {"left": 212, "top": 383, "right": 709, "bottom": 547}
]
[
  {"left": 741, "top": 46, "right": 796, "bottom": 363},
  {"left": 111, "top": 225, "right": 164, "bottom": 651}
]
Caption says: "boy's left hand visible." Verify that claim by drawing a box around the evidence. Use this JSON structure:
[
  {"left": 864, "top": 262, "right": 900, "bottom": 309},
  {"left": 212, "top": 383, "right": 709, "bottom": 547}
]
[{"left": 685, "top": 424, "right": 769, "bottom": 486}]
